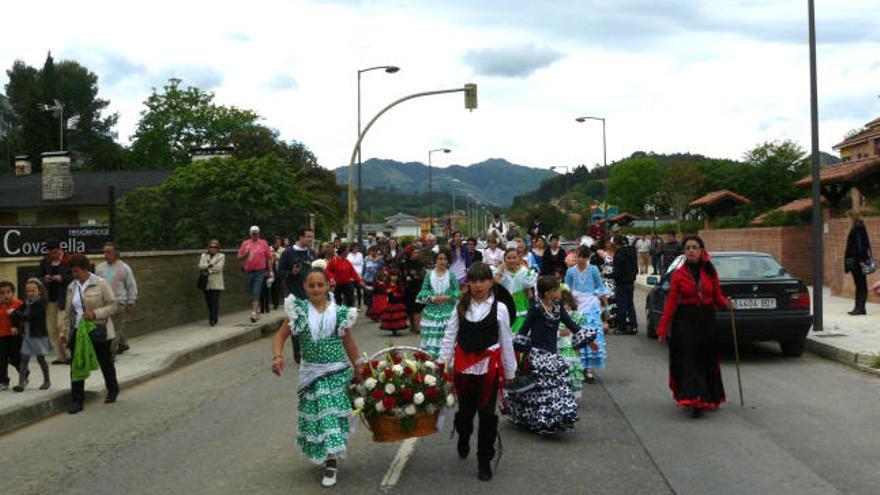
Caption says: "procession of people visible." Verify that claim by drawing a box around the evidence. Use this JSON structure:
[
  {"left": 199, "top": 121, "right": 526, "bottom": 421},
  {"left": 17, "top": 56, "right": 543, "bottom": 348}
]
[{"left": 256, "top": 213, "right": 753, "bottom": 488}]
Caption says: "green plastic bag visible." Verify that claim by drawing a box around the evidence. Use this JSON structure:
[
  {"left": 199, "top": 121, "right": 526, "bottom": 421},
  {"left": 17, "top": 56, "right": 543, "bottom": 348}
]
[{"left": 71, "top": 319, "right": 100, "bottom": 381}]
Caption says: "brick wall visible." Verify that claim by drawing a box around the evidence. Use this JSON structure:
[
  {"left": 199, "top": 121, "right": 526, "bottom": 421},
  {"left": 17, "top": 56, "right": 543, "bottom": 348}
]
[
  {"left": 699, "top": 226, "right": 814, "bottom": 283},
  {"left": 824, "top": 217, "right": 880, "bottom": 303},
  {"left": 700, "top": 219, "right": 880, "bottom": 303}
]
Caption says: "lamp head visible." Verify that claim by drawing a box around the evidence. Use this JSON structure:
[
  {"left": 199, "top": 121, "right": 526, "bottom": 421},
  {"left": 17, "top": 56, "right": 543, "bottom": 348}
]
[
  {"left": 442, "top": 148, "right": 451, "bottom": 153},
  {"left": 385, "top": 66, "right": 400, "bottom": 73},
  {"left": 575, "top": 117, "right": 587, "bottom": 123}
]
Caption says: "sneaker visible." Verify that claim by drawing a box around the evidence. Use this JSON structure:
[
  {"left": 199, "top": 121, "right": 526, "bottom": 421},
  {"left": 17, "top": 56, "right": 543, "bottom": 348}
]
[
  {"left": 13, "top": 380, "right": 27, "bottom": 392},
  {"left": 39, "top": 381, "right": 51, "bottom": 390},
  {"left": 0, "top": 383, "right": 8, "bottom": 391},
  {"left": 321, "top": 466, "right": 338, "bottom": 487},
  {"left": 250, "top": 312, "right": 258, "bottom": 323}
]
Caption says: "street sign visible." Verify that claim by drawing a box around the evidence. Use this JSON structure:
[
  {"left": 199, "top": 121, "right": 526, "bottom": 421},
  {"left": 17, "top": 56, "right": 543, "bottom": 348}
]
[{"left": 0, "top": 225, "right": 110, "bottom": 258}]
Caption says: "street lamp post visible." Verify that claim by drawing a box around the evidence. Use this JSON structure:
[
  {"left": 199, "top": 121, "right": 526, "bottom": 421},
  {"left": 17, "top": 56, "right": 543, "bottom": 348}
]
[
  {"left": 428, "top": 147, "right": 451, "bottom": 236},
  {"left": 550, "top": 165, "right": 570, "bottom": 193},
  {"left": 355, "top": 65, "right": 400, "bottom": 242},
  {"left": 576, "top": 116, "right": 607, "bottom": 219},
  {"left": 807, "top": 0, "right": 823, "bottom": 331}
]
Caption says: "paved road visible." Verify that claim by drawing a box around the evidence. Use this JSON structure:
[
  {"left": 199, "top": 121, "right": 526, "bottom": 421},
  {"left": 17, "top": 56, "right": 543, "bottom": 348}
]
[{"left": 3, "top": 287, "right": 879, "bottom": 494}]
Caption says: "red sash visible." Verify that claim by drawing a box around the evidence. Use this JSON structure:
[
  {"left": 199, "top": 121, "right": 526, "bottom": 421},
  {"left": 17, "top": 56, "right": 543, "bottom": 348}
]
[{"left": 453, "top": 344, "right": 506, "bottom": 407}]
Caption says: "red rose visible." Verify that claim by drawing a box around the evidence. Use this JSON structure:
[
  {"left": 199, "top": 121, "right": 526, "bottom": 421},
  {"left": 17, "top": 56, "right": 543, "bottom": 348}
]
[
  {"left": 371, "top": 360, "right": 380, "bottom": 368},
  {"left": 371, "top": 389, "right": 384, "bottom": 400},
  {"left": 403, "top": 367, "right": 413, "bottom": 375},
  {"left": 415, "top": 374, "right": 424, "bottom": 384},
  {"left": 426, "top": 387, "right": 439, "bottom": 400},
  {"left": 362, "top": 364, "right": 372, "bottom": 376},
  {"left": 400, "top": 388, "right": 414, "bottom": 401},
  {"left": 437, "top": 362, "right": 446, "bottom": 372},
  {"left": 443, "top": 373, "right": 453, "bottom": 382},
  {"left": 392, "top": 356, "right": 402, "bottom": 365},
  {"left": 384, "top": 368, "right": 393, "bottom": 380},
  {"left": 383, "top": 396, "right": 397, "bottom": 410}
]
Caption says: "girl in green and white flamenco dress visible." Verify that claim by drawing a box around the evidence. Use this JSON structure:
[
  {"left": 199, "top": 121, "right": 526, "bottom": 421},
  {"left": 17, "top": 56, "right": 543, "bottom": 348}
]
[
  {"left": 272, "top": 268, "right": 363, "bottom": 488},
  {"left": 416, "top": 246, "right": 460, "bottom": 359},
  {"left": 494, "top": 247, "right": 537, "bottom": 333}
]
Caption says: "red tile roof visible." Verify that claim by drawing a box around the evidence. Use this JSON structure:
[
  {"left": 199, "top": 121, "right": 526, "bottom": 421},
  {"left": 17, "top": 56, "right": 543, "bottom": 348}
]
[
  {"left": 833, "top": 129, "right": 880, "bottom": 150},
  {"left": 689, "top": 190, "right": 751, "bottom": 208},
  {"left": 794, "top": 156, "right": 880, "bottom": 188},
  {"left": 750, "top": 197, "right": 826, "bottom": 225}
]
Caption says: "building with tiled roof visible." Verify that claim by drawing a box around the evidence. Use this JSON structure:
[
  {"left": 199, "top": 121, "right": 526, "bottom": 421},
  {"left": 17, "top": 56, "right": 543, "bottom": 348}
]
[{"left": 834, "top": 116, "right": 880, "bottom": 162}]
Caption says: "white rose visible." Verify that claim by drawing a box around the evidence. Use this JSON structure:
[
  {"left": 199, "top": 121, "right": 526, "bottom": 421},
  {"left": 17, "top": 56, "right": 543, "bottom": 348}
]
[
  {"left": 353, "top": 397, "right": 365, "bottom": 409},
  {"left": 364, "top": 378, "right": 377, "bottom": 390},
  {"left": 375, "top": 402, "right": 385, "bottom": 412},
  {"left": 413, "top": 392, "right": 425, "bottom": 405},
  {"left": 385, "top": 383, "right": 396, "bottom": 395},
  {"left": 377, "top": 361, "right": 387, "bottom": 370},
  {"left": 424, "top": 375, "right": 437, "bottom": 387},
  {"left": 446, "top": 394, "right": 455, "bottom": 407},
  {"left": 392, "top": 364, "right": 404, "bottom": 376},
  {"left": 404, "top": 359, "right": 416, "bottom": 369},
  {"left": 424, "top": 361, "right": 437, "bottom": 370},
  {"left": 404, "top": 404, "right": 417, "bottom": 416}
]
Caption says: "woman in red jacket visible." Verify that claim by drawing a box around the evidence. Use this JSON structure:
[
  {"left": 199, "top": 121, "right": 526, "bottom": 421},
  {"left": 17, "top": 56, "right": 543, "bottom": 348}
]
[
  {"left": 657, "top": 235, "right": 733, "bottom": 418},
  {"left": 326, "top": 246, "right": 365, "bottom": 308}
]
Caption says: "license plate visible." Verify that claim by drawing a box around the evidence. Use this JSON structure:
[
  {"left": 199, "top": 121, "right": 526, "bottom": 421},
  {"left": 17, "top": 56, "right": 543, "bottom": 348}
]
[{"left": 733, "top": 298, "right": 777, "bottom": 310}]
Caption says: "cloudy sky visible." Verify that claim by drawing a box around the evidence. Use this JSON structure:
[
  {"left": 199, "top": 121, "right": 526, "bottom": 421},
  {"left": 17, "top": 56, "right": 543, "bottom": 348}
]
[{"left": 2, "top": 0, "right": 879, "bottom": 171}]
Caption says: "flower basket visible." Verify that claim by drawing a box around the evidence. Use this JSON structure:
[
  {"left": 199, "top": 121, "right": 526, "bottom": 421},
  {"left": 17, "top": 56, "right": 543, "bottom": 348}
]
[
  {"left": 368, "top": 411, "right": 440, "bottom": 443},
  {"left": 350, "top": 346, "right": 454, "bottom": 443}
]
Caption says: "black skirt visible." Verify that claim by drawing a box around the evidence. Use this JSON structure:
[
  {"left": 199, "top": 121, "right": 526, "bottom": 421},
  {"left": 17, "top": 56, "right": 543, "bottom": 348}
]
[{"left": 668, "top": 304, "right": 726, "bottom": 409}]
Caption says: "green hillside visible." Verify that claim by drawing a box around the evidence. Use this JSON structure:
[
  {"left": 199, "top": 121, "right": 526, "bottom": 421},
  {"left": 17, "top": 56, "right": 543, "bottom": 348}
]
[{"left": 334, "top": 158, "right": 555, "bottom": 206}]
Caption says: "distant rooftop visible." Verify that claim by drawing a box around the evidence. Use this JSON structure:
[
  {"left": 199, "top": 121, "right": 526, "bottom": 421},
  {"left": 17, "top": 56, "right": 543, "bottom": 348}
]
[{"left": 0, "top": 170, "right": 172, "bottom": 209}]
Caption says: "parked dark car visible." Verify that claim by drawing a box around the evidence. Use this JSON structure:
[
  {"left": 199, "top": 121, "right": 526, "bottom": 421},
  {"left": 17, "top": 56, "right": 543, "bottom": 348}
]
[{"left": 645, "top": 252, "right": 813, "bottom": 356}]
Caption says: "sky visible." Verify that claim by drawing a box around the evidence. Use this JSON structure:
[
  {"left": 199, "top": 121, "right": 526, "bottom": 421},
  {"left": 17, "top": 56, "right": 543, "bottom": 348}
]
[{"left": 1, "top": 0, "right": 879, "bottom": 172}]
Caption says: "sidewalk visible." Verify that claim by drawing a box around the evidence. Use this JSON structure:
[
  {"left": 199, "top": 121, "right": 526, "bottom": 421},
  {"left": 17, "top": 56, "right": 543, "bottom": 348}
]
[
  {"left": 0, "top": 308, "right": 285, "bottom": 434},
  {"left": 635, "top": 273, "right": 880, "bottom": 376}
]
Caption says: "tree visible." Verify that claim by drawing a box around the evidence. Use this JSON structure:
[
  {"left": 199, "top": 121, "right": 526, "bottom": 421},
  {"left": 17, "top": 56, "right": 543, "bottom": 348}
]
[
  {"left": 129, "top": 78, "right": 260, "bottom": 168},
  {"left": 608, "top": 156, "right": 664, "bottom": 215},
  {"left": 117, "top": 155, "right": 344, "bottom": 249},
  {"left": 1, "top": 53, "right": 123, "bottom": 170},
  {"left": 739, "top": 140, "right": 808, "bottom": 211},
  {"left": 660, "top": 161, "right": 705, "bottom": 232}
]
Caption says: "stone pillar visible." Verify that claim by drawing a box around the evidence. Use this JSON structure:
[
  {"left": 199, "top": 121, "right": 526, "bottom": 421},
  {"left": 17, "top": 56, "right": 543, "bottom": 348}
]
[
  {"left": 41, "top": 151, "right": 74, "bottom": 201},
  {"left": 14, "top": 155, "right": 32, "bottom": 176}
]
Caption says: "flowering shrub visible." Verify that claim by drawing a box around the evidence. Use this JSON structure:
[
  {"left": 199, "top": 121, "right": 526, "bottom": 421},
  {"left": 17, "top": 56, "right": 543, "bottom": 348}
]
[{"left": 350, "top": 349, "right": 455, "bottom": 432}]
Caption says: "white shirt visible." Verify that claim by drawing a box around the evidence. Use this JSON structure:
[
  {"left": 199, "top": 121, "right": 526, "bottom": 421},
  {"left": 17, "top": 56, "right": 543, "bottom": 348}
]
[
  {"left": 439, "top": 295, "right": 517, "bottom": 380},
  {"left": 71, "top": 274, "right": 96, "bottom": 327},
  {"left": 347, "top": 252, "right": 365, "bottom": 275},
  {"left": 483, "top": 247, "right": 504, "bottom": 268},
  {"left": 635, "top": 239, "right": 651, "bottom": 253}
]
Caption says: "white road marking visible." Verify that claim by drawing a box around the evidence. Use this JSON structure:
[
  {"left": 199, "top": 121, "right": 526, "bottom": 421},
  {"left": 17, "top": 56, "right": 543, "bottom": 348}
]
[{"left": 380, "top": 437, "right": 418, "bottom": 489}]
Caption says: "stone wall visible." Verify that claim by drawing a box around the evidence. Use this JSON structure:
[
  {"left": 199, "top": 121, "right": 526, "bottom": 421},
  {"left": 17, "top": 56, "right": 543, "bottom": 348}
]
[{"left": 0, "top": 250, "right": 254, "bottom": 339}]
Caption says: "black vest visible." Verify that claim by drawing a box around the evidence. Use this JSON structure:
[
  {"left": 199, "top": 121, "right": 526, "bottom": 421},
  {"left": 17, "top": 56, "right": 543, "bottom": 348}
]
[{"left": 457, "top": 298, "right": 499, "bottom": 354}]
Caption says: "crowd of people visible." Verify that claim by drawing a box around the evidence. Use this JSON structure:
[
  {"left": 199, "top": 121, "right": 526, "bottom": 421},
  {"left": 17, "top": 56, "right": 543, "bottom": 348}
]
[{"left": 265, "top": 216, "right": 762, "bottom": 486}]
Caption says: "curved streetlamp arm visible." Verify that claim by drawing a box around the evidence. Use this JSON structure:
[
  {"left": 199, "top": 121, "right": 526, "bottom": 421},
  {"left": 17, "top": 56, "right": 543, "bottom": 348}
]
[{"left": 348, "top": 87, "right": 469, "bottom": 168}]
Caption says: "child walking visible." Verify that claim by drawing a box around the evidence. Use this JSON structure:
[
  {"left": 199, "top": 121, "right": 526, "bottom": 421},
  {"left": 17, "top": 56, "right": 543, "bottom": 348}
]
[
  {"left": 0, "top": 281, "right": 24, "bottom": 391},
  {"left": 564, "top": 246, "right": 608, "bottom": 384},
  {"left": 508, "top": 276, "right": 594, "bottom": 434},
  {"left": 12, "top": 279, "right": 52, "bottom": 391},
  {"left": 416, "top": 247, "right": 460, "bottom": 358},
  {"left": 494, "top": 248, "right": 537, "bottom": 333},
  {"left": 379, "top": 269, "right": 408, "bottom": 334},
  {"left": 558, "top": 288, "right": 585, "bottom": 399},
  {"left": 440, "top": 262, "right": 517, "bottom": 482},
  {"left": 271, "top": 268, "right": 362, "bottom": 488}
]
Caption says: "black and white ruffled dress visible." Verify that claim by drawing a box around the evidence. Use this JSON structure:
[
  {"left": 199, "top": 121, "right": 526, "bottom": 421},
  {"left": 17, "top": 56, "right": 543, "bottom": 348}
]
[{"left": 507, "top": 299, "right": 583, "bottom": 434}]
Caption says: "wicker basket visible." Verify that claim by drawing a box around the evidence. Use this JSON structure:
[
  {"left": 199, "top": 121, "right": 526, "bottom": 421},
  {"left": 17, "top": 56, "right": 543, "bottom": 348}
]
[{"left": 367, "top": 411, "right": 440, "bottom": 443}]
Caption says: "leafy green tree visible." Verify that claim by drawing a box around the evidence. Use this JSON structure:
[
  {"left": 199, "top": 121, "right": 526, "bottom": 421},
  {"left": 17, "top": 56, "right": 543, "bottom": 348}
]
[
  {"left": 1, "top": 53, "right": 122, "bottom": 170},
  {"left": 660, "top": 161, "right": 705, "bottom": 232},
  {"left": 117, "top": 155, "right": 343, "bottom": 249},
  {"left": 608, "top": 156, "right": 664, "bottom": 214},
  {"left": 128, "top": 78, "right": 259, "bottom": 168}
]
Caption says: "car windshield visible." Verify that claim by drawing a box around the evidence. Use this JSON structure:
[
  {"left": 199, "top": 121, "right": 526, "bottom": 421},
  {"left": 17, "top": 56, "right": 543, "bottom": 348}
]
[{"left": 713, "top": 255, "right": 790, "bottom": 280}]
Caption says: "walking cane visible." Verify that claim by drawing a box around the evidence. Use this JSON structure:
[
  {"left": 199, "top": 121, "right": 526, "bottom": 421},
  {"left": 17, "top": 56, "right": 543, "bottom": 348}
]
[{"left": 729, "top": 308, "right": 744, "bottom": 407}]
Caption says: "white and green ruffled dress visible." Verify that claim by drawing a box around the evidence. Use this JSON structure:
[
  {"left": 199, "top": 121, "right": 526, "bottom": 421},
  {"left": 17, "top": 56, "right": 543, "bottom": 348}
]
[
  {"left": 496, "top": 266, "right": 538, "bottom": 333},
  {"left": 285, "top": 295, "right": 357, "bottom": 464},
  {"left": 416, "top": 269, "right": 461, "bottom": 359}
]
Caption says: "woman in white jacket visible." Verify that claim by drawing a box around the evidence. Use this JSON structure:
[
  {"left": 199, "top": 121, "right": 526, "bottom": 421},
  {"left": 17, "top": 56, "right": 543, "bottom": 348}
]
[{"left": 199, "top": 240, "right": 226, "bottom": 326}]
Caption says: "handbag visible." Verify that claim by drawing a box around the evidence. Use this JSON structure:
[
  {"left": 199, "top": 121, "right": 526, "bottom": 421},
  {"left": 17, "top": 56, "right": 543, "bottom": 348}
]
[
  {"left": 864, "top": 257, "right": 877, "bottom": 275},
  {"left": 197, "top": 271, "right": 209, "bottom": 291}
]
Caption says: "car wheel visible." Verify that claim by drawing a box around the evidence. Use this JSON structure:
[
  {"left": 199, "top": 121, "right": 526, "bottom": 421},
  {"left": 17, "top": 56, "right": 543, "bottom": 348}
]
[
  {"left": 646, "top": 311, "right": 657, "bottom": 339},
  {"left": 779, "top": 338, "right": 805, "bottom": 357}
]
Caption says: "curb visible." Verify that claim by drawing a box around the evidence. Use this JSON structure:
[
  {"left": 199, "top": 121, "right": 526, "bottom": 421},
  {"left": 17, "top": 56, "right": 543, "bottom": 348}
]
[{"left": 0, "top": 316, "right": 283, "bottom": 435}]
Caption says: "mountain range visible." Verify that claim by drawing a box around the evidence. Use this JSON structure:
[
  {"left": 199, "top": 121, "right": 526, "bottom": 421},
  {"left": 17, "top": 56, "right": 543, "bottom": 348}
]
[{"left": 334, "top": 158, "right": 556, "bottom": 206}]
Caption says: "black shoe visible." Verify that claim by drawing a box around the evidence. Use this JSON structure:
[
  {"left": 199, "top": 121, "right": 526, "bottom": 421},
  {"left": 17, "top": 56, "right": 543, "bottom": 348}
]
[
  {"left": 478, "top": 461, "right": 493, "bottom": 481},
  {"left": 690, "top": 407, "right": 702, "bottom": 419},
  {"left": 457, "top": 435, "right": 470, "bottom": 459},
  {"left": 104, "top": 390, "right": 118, "bottom": 403},
  {"left": 116, "top": 345, "right": 129, "bottom": 355},
  {"left": 68, "top": 401, "right": 84, "bottom": 414},
  {"left": 51, "top": 359, "right": 65, "bottom": 365}
]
